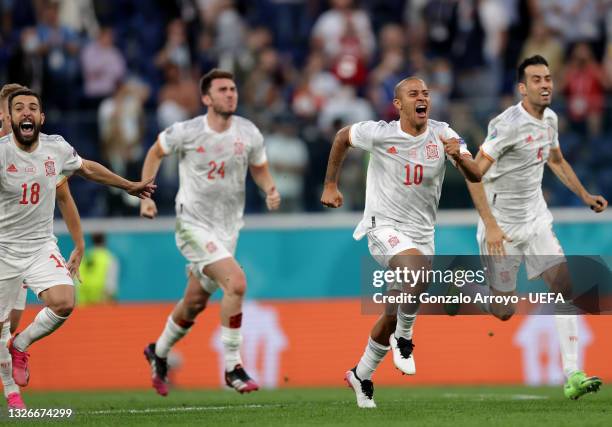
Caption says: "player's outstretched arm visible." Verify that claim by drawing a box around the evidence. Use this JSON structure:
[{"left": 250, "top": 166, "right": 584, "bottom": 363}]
[
  {"left": 75, "top": 159, "right": 156, "bottom": 199},
  {"left": 466, "top": 151, "right": 511, "bottom": 256},
  {"left": 140, "top": 140, "right": 167, "bottom": 218},
  {"left": 56, "top": 179, "right": 85, "bottom": 279},
  {"left": 547, "top": 147, "right": 607, "bottom": 212},
  {"left": 321, "top": 126, "right": 351, "bottom": 208},
  {"left": 249, "top": 162, "right": 281, "bottom": 211}
]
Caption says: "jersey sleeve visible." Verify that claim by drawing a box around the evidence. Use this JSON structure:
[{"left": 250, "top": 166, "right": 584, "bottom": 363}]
[
  {"left": 158, "top": 122, "right": 185, "bottom": 155},
  {"left": 349, "top": 121, "right": 381, "bottom": 153},
  {"left": 248, "top": 126, "right": 267, "bottom": 166},
  {"left": 56, "top": 174, "right": 68, "bottom": 188},
  {"left": 479, "top": 119, "right": 515, "bottom": 162},
  {"left": 57, "top": 137, "right": 83, "bottom": 175},
  {"left": 549, "top": 112, "right": 560, "bottom": 149}
]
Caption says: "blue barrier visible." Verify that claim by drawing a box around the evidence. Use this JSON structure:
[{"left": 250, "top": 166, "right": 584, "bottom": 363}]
[{"left": 54, "top": 221, "right": 612, "bottom": 302}]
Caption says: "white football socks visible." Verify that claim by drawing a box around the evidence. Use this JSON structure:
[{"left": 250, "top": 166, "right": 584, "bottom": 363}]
[
  {"left": 155, "top": 316, "right": 192, "bottom": 359},
  {"left": 13, "top": 307, "right": 66, "bottom": 352},
  {"left": 356, "top": 337, "right": 389, "bottom": 380},
  {"left": 0, "top": 343, "right": 18, "bottom": 397},
  {"left": 394, "top": 307, "right": 416, "bottom": 340},
  {"left": 554, "top": 302, "right": 579, "bottom": 377},
  {"left": 221, "top": 326, "right": 242, "bottom": 371}
]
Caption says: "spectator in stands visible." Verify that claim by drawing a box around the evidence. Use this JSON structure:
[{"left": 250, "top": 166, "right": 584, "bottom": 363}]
[
  {"left": 198, "top": 0, "right": 246, "bottom": 67},
  {"left": 311, "top": 0, "right": 374, "bottom": 88},
  {"left": 98, "top": 78, "right": 150, "bottom": 215},
  {"left": 561, "top": 42, "right": 608, "bottom": 137},
  {"left": 6, "top": 27, "right": 44, "bottom": 94},
  {"left": 81, "top": 27, "right": 127, "bottom": 111},
  {"left": 78, "top": 233, "right": 119, "bottom": 306},
  {"left": 520, "top": 19, "right": 564, "bottom": 79},
  {"left": 56, "top": 0, "right": 99, "bottom": 39},
  {"left": 243, "top": 46, "right": 293, "bottom": 127},
  {"left": 36, "top": 0, "right": 81, "bottom": 110},
  {"left": 155, "top": 19, "right": 192, "bottom": 74},
  {"left": 311, "top": 0, "right": 375, "bottom": 61},
  {"left": 292, "top": 51, "right": 340, "bottom": 121},
  {"left": 265, "top": 114, "right": 309, "bottom": 212}
]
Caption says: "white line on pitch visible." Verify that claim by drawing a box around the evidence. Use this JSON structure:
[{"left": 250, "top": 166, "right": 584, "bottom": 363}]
[{"left": 87, "top": 403, "right": 283, "bottom": 415}]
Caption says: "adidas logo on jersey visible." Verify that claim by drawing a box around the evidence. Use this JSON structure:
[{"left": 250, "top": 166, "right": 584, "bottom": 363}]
[
  {"left": 7, "top": 163, "right": 17, "bottom": 173},
  {"left": 196, "top": 146, "right": 206, "bottom": 153},
  {"left": 387, "top": 146, "right": 398, "bottom": 154}
]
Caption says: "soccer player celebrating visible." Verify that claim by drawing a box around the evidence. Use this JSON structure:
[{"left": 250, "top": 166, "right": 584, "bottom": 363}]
[
  {"left": 0, "top": 84, "right": 85, "bottom": 409},
  {"left": 0, "top": 89, "right": 155, "bottom": 409},
  {"left": 140, "top": 69, "right": 280, "bottom": 396},
  {"left": 321, "top": 77, "right": 481, "bottom": 408},
  {"left": 467, "top": 55, "right": 607, "bottom": 399}
]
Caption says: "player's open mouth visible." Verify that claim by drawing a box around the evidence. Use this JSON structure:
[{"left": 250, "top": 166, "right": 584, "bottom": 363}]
[
  {"left": 540, "top": 91, "right": 550, "bottom": 97},
  {"left": 416, "top": 105, "right": 427, "bottom": 118},
  {"left": 19, "top": 120, "right": 34, "bottom": 136}
]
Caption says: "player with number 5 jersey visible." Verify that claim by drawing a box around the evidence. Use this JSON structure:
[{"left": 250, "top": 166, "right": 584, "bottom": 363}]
[
  {"left": 321, "top": 77, "right": 481, "bottom": 408},
  {"left": 140, "top": 69, "right": 280, "bottom": 397}
]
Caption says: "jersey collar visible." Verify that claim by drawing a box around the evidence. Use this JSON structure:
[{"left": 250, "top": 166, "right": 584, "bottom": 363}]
[
  {"left": 517, "top": 102, "right": 548, "bottom": 128},
  {"left": 395, "top": 120, "right": 429, "bottom": 142}
]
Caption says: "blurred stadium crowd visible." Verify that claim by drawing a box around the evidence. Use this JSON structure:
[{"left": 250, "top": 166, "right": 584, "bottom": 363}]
[{"left": 1, "top": 0, "right": 611, "bottom": 217}]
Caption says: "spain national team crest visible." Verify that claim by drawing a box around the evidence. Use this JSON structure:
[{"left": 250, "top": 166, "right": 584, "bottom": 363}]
[
  {"left": 44, "top": 158, "right": 56, "bottom": 177},
  {"left": 206, "top": 241, "right": 218, "bottom": 253},
  {"left": 388, "top": 235, "right": 400, "bottom": 248},
  {"left": 425, "top": 142, "right": 439, "bottom": 160},
  {"left": 234, "top": 140, "right": 245, "bottom": 155}
]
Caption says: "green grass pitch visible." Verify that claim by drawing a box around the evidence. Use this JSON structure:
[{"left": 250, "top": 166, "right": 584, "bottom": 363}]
[{"left": 4, "top": 386, "right": 611, "bottom": 426}]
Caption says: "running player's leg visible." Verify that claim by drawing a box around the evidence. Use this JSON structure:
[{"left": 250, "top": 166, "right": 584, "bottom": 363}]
[
  {"left": 9, "top": 286, "right": 27, "bottom": 334},
  {"left": 203, "top": 257, "right": 258, "bottom": 393},
  {"left": 530, "top": 226, "right": 601, "bottom": 399},
  {"left": 0, "top": 267, "right": 27, "bottom": 408},
  {"left": 475, "top": 222, "right": 523, "bottom": 320},
  {"left": 11, "top": 243, "right": 74, "bottom": 387},
  {"left": 145, "top": 272, "right": 212, "bottom": 396},
  {"left": 388, "top": 248, "right": 430, "bottom": 375},
  {"left": 155, "top": 272, "right": 212, "bottom": 358}
]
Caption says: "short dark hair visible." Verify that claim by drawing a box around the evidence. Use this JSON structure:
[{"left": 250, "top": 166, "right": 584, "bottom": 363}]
[
  {"left": 517, "top": 55, "right": 549, "bottom": 83},
  {"left": 8, "top": 88, "right": 42, "bottom": 115},
  {"left": 199, "top": 69, "right": 234, "bottom": 95}
]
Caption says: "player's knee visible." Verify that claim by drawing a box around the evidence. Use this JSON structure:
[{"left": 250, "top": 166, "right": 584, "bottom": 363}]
[
  {"left": 48, "top": 299, "right": 74, "bottom": 317},
  {"left": 226, "top": 272, "right": 247, "bottom": 297}
]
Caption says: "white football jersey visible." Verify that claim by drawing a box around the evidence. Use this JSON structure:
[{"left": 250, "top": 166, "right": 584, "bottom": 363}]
[
  {"left": 159, "top": 114, "right": 267, "bottom": 239},
  {"left": 480, "top": 102, "right": 559, "bottom": 225},
  {"left": 0, "top": 133, "right": 82, "bottom": 257},
  {"left": 351, "top": 119, "right": 470, "bottom": 243}
]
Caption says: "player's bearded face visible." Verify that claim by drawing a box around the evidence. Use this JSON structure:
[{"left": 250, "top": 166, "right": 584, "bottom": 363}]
[{"left": 10, "top": 96, "right": 43, "bottom": 146}]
